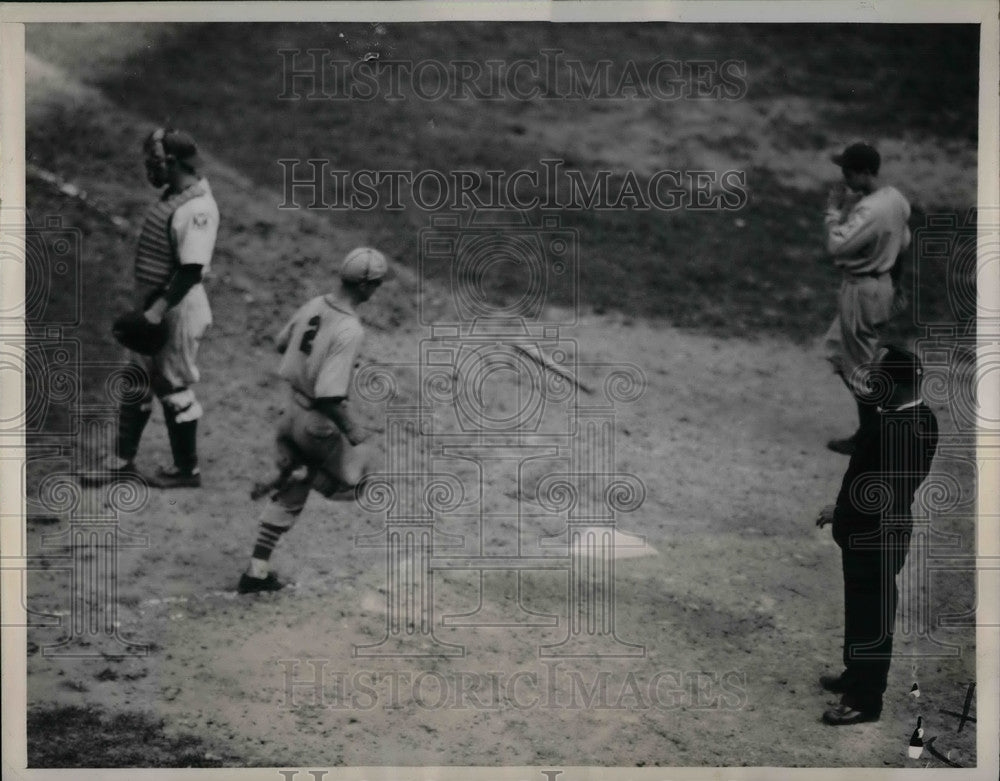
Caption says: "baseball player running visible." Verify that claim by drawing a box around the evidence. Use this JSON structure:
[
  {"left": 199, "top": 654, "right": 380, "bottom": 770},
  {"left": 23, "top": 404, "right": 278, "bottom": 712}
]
[
  {"left": 822, "top": 142, "right": 911, "bottom": 455},
  {"left": 83, "top": 128, "right": 219, "bottom": 488},
  {"left": 237, "top": 247, "right": 386, "bottom": 594}
]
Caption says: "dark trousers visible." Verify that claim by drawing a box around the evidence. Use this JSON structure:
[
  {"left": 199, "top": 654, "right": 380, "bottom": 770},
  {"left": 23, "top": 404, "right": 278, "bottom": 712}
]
[{"left": 839, "top": 533, "right": 909, "bottom": 712}]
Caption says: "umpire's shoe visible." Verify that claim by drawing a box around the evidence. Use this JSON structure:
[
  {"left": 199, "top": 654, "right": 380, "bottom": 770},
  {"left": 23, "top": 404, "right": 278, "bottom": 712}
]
[
  {"left": 822, "top": 699, "right": 881, "bottom": 726},
  {"left": 148, "top": 465, "right": 202, "bottom": 489},
  {"left": 819, "top": 671, "right": 851, "bottom": 694},
  {"left": 238, "top": 572, "right": 285, "bottom": 594}
]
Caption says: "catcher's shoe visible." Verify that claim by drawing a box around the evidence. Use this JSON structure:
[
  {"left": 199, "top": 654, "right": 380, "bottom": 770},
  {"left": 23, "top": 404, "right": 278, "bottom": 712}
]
[
  {"left": 237, "top": 572, "right": 285, "bottom": 594},
  {"left": 148, "top": 465, "right": 202, "bottom": 489},
  {"left": 78, "top": 461, "right": 144, "bottom": 487}
]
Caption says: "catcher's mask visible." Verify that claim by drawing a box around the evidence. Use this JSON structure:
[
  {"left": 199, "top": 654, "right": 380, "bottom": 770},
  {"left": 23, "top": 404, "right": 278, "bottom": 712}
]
[
  {"left": 144, "top": 127, "right": 169, "bottom": 187},
  {"left": 144, "top": 127, "right": 200, "bottom": 186}
]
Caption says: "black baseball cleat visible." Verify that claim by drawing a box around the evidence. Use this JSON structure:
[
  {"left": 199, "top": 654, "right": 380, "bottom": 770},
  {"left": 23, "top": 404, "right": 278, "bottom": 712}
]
[
  {"left": 819, "top": 672, "right": 851, "bottom": 694},
  {"left": 826, "top": 435, "right": 857, "bottom": 455},
  {"left": 148, "top": 465, "right": 202, "bottom": 489},
  {"left": 822, "top": 701, "right": 881, "bottom": 726},
  {"left": 237, "top": 572, "right": 285, "bottom": 594},
  {"left": 78, "top": 462, "right": 144, "bottom": 487}
]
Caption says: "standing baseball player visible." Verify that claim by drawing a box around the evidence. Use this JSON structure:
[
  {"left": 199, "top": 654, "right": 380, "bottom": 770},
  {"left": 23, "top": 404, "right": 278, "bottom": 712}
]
[
  {"left": 84, "top": 128, "right": 219, "bottom": 488},
  {"left": 816, "top": 345, "right": 938, "bottom": 724},
  {"left": 822, "top": 142, "right": 911, "bottom": 455},
  {"left": 237, "top": 247, "right": 386, "bottom": 594}
]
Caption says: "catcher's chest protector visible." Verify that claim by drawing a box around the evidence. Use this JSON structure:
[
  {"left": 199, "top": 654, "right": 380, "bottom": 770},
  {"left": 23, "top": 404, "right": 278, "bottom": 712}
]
[{"left": 135, "top": 181, "right": 208, "bottom": 288}]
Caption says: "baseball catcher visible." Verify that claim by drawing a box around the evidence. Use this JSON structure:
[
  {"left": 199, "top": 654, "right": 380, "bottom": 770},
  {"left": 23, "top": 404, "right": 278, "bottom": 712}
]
[
  {"left": 237, "top": 247, "right": 386, "bottom": 594},
  {"left": 82, "top": 128, "right": 220, "bottom": 488}
]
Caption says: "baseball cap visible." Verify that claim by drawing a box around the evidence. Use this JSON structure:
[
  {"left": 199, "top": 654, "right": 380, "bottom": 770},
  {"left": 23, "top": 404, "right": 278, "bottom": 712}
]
[
  {"left": 340, "top": 247, "right": 388, "bottom": 283},
  {"left": 831, "top": 142, "right": 880, "bottom": 174}
]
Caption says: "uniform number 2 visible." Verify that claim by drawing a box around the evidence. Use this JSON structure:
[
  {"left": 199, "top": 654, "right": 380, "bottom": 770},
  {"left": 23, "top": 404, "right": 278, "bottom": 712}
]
[{"left": 299, "top": 315, "right": 321, "bottom": 356}]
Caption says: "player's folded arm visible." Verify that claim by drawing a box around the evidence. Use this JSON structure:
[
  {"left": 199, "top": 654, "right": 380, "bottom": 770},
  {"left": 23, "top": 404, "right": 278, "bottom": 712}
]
[{"left": 826, "top": 206, "right": 878, "bottom": 257}]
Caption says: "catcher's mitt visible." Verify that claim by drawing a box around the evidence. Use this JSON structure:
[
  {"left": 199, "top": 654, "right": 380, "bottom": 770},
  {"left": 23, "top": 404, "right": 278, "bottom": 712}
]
[{"left": 112, "top": 309, "right": 168, "bottom": 355}]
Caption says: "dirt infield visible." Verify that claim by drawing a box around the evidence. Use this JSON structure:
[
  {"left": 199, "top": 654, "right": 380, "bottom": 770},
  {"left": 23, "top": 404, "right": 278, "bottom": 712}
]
[
  {"left": 23, "top": 276, "right": 978, "bottom": 765},
  {"left": 19, "top": 22, "right": 981, "bottom": 770}
]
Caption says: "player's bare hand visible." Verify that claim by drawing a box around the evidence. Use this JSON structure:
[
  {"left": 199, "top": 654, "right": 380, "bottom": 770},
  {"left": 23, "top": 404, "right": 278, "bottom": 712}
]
[
  {"left": 347, "top": 428, "right": 371, "bottom": 447},
  {"left": 826, "top": 183, "right": 847, "bottom": 211},
  {"left": 143, "top": 297, "right": 167, "bottom": 324},
  {"left": 250, "top": 467, "right": 296, "bottom": 499},
  {"left": 891, "top": 286, "right": 909, "bottom": 317},
  {"left": 816, "top": 504, "right": 835, "bottom": 528}
]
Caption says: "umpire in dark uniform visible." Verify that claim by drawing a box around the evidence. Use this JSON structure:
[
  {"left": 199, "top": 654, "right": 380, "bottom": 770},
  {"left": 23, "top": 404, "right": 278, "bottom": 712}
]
[{"left": 816, "top": 345, "right": 939, "bottom": 725}]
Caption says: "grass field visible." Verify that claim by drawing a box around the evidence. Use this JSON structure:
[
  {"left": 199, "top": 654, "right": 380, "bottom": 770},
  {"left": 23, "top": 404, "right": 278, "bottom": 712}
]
[
  {"left": 26, "top": 22, "right": 979, "bottom": 337},
  {"left": 20, "top": 21, "right": 982, "bottom": 769}
]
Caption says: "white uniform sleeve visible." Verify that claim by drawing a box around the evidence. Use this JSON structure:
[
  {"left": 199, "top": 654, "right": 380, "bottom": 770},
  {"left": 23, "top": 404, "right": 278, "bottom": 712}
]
[
  {"left": 276, "top": 315, "right": 295, "bottom": 354},
  {"left": 825, "top": 203, "right": 880, "bottom": 260},
  {"left": 314, "top": 321, "right": 365, "bottom": 399},
  {"left": 171, "top": 194, "right": 219, "bottom": 267}
]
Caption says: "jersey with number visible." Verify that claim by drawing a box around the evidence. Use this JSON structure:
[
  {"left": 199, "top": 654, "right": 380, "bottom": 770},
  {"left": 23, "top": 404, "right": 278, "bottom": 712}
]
[{"left": 276, "top": 292, "right": 364, "bottom": 400}]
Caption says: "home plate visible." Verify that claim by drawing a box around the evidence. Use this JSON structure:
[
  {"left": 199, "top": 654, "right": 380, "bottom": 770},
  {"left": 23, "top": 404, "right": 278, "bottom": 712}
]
[{"left": 570, "top": 527, "right": 659, "bottom": 559}]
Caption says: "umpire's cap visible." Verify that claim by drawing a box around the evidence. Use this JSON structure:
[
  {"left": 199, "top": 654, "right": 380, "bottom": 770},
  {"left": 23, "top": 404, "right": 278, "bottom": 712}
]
[
  {"left": 831, "top": 142, "right": 881, "bottom": 174},
  {"left": 340, "top": 247, "right": 388, "bottom": 283},
  {"left": 878, "top": 344, "right": 923, "bottom": 389}
]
